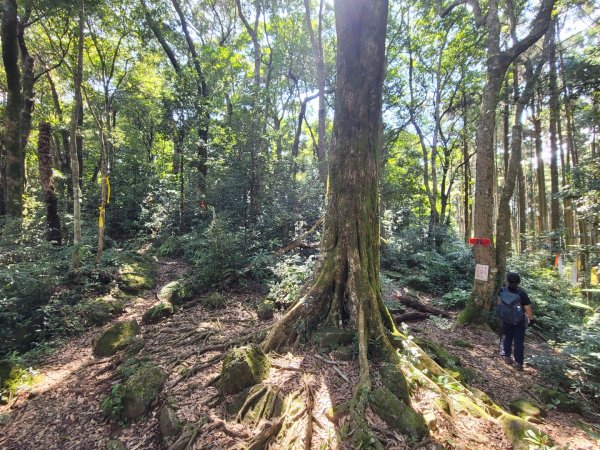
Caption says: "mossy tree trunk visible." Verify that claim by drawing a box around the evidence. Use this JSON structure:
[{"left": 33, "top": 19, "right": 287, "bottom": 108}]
[
  {"left": 1, "top": 0, "right": 24, "bottom": 221},
  {"left": 37, "top": 122, "right": 61, "bottom": 244},
  {"left": 263, "top": 0, "right": 402, "bottom": 445}
]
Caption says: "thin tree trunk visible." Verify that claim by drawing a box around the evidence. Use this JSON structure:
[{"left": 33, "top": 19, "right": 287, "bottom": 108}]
[
  {"left": 17, "top": 3, "right": 34, "bottom": 159},
  {"left": 37, "top": 122, "right": 61, "bottom": 244},
  {"left": 462, "top": 92, "right": 471, "bottom": 242},
  {"left": 235, "top": 0, "right": 262, "bottom": 222},
  {"left": 548, "top": 23, "right": 561, "bottom": 253},
  {"left": 532, "top": 94, "right": 548, "bottom": 234},
  {"left": 517, "top": 163, "right": 527, "bottom": 252},
  {"left": 70, "top": 0, "right": 85, "bottom": 263},
  {"left": 496, "top": 54, "right": 545, "bottom": 287},
  {"left": 304, "top": 0, "right": 327, "bottom": 182}
]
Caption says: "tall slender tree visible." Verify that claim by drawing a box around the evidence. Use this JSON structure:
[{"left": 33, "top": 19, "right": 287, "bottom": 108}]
[{"left": 442, "top": 0, "right": 557, "bottom": 325}]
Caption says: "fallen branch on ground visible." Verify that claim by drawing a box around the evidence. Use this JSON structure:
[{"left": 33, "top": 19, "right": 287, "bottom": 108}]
[{"left": 394, "top": 291, "right": 452, "bottom": 318}]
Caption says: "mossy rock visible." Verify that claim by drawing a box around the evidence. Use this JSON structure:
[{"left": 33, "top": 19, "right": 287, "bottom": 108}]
[
  {"left": 105, "top": 440, "right": 126, "bottom": 450},
  {"left": 201, "top": 292, "right": 226, "bottom": 310},
  {"left": 415, "top": 337, "right": 475, "bottom": 380},
  {"left": 0, "top": 360, "right": 42, "bottom": 404},
  {"left": 160, "top": 405, "right": 182, "bottom": 437},
  {"left": 499, "top": 413, "right": 550, "bottom": 450},
  {"left": 93, "top": 320, "right": 140, "bottom": 357},
  {"left": 533, "top": 385, "right": 583, "bottom": 414},
  {"left": 117, "top": 256, "right": 156, "bottom": 294},
  {"left": 220, "top": 345, "right": 270, "bottom": 395},
  {"left": 369, "top": 387, "right": 427, "bottom": 439},
  {"left": 316, "top": 327, "right": 355, "bottom": 349},
  {"left": 159, "top": 279, "right": 197, "bottom": 304},
  {"left": 142, "top": 302, "right": 174, "bottom": 324},
  {"left": 257, "top": 301, "right": 274, "bottom": 320},
  {"left": 83, "top": 297, "right": 125, "bottom": 326},
  {"left": 509, "top": 397, "right": 546, "bottom": 421},
  {"left": 238, "top": 384, "right": 283, "bottom": 424},
  {"left": 468, "top": 387, "right": 494, "bottom": 406},
  {"left": 379, "top": 363, "right": 410, "bottom": 404},
  {"left": 122, "top": 363, "right": 167, "bottom": 419}
]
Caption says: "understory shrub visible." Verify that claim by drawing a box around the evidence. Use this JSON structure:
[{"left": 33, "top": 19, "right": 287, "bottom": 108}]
[{"left": 381, "top": 227, "right": 474, "bottom": 295}]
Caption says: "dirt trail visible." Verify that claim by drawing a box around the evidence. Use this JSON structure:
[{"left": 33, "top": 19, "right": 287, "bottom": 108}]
[
  {"left": 1, "top": 261, "right": 598, "bottom": 449},
  {"left": 0, "top": 257, "right": 189, "bottom": 450}
]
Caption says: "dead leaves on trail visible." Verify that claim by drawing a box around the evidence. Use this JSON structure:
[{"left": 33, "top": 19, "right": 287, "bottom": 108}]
[{"left": 1, "top": 263, "right": 598, "bottom": 449}]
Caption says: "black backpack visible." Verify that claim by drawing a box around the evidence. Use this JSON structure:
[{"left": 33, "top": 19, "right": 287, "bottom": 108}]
[{"left": 497, "top": 287, "right": 524, "bottom": 325}]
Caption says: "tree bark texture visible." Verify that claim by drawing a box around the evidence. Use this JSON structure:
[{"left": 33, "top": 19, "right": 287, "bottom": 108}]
[
  {"left": 37, "top": 122, "right": 61, "bottom": 244},
  {"left": 263, "top": 0, "right": 391, "bottom": 351},
  {"left": 1, "top": 0, "right": 24, "bottom": 219}
]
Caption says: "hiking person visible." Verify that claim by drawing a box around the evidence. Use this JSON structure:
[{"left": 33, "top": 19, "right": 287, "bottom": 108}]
[{"left": 497, "top": 272, "right": 534, "bottom": 371}]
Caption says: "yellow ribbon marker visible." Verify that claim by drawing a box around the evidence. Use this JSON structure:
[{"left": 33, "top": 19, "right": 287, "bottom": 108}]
[
  {"left": 98, "top": 206, "right": 104, "bottom": 228},
  {"left": 106, "top": 176, "right": 111, "bottom": 205}
]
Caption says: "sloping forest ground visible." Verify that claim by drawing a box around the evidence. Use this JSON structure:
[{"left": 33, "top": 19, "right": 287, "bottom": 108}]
[{"left": 1, "top": 250, "right": 599, "bottom": 450}]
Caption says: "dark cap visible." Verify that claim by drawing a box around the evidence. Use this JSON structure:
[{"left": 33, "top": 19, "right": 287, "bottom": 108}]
[{"left": 506, "top": 272, "right": 521, "bottom": 284}]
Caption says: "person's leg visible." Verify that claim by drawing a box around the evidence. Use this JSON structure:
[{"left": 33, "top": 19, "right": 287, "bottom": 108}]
[
  {"left": 513, "top": 321, "right": 527, "bottom": 366},
  {"left": 502, "top": 322, "right": 514, "bottom": 363}
]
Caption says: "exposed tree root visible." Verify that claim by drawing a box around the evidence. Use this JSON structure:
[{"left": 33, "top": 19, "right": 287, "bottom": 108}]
[
  {"left": 169, "top": 353, "right": 225, "bottom": 389},
  {"left": 245, "top": 418, "right": 284, "bottom": 450},
  {"left": 303, "top": 376, "right": 315, "bottom": 450}
]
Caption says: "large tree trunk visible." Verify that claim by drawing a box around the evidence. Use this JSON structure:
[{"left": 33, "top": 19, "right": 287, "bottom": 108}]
[
  {"left": 1, "top": 0, "right": 24, "bottom": 220},
  {"left": 263, "top": 0, "right": 400, "bottom": 444},
  {"left": 37, "top": 122, "right": 61, "bottom": 244}
]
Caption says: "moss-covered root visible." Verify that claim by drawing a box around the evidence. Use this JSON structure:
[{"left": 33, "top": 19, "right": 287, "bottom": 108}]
[{"left": 499, "top": 413, "right": 552, "bottom": 450}]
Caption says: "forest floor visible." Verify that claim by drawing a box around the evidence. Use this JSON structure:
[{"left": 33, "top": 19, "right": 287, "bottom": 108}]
[{"left": 0, "top": 257, "right": 599, "bottom": 450}]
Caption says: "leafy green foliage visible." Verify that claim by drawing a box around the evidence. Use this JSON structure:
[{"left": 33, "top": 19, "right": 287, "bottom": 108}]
[
  {"left": 381, "top": 228, "right": 474, "bottom": 295},
  {"left": 265, "top": 254, "right": 317, "bottom": 307},
  {"left": 100, "top": 383, "right": 125, "bottom": 421},
  {"left": 434, "top": 289, "right": 470, "bottom": 310}
]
